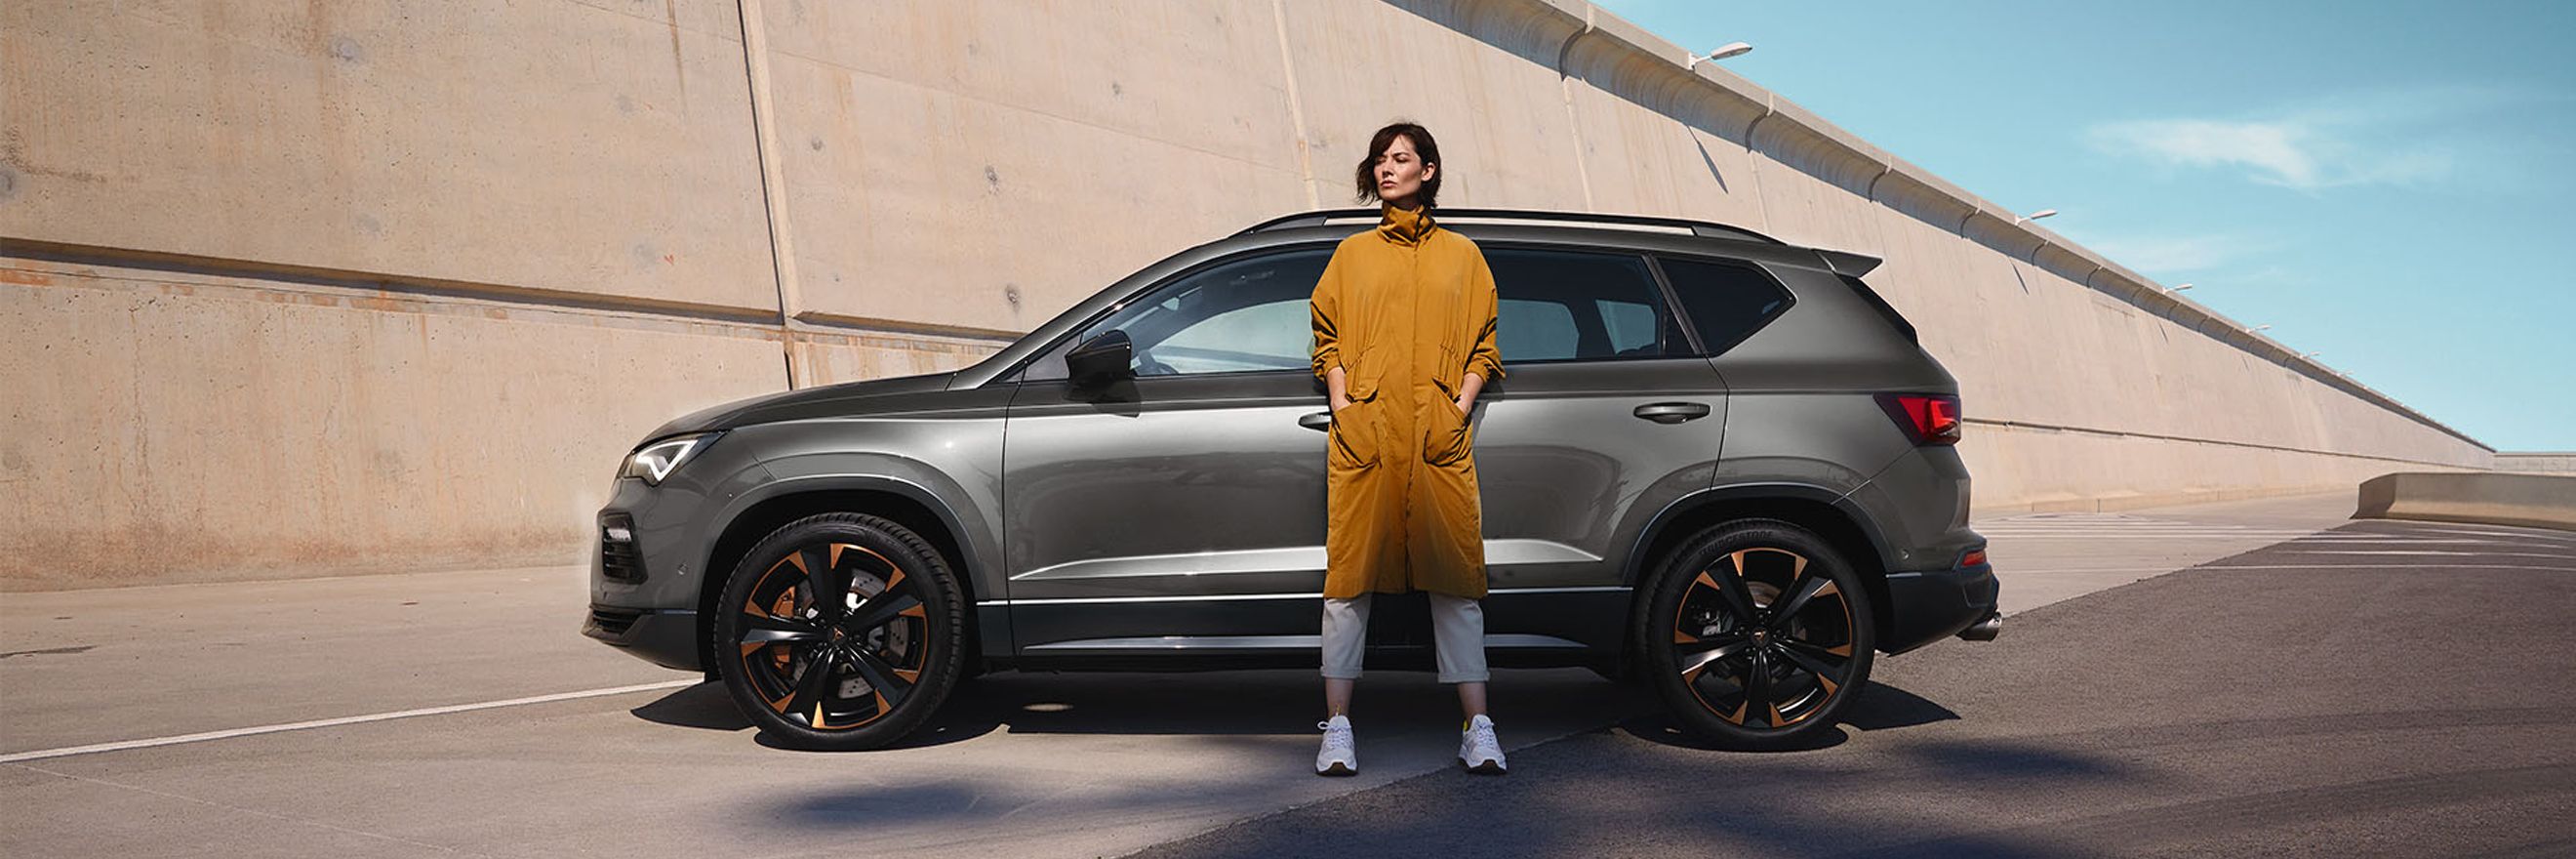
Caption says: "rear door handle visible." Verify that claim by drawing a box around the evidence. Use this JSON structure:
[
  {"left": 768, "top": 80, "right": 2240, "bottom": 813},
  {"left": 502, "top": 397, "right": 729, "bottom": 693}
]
[
  {"left": 1632, "top": 402, "right": 1711, "bottom": 424},
  {"left": 1299, "top": 411, "right": 1334, "bottom": 431}
]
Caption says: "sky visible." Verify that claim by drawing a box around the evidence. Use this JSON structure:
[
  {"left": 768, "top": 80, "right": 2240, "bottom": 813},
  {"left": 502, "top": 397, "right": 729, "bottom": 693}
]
[{"left": 1592, "top": 0, "right": 2575, "bottom": 451}]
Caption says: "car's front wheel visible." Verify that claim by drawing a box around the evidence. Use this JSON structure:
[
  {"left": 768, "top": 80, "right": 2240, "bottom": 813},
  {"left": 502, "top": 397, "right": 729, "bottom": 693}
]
[
  {"left": 1636, "top": 519, "right": 1875, "bottom": 749},
  {"left": 713, "top": 512, "right": 964, "bottom": 750}
]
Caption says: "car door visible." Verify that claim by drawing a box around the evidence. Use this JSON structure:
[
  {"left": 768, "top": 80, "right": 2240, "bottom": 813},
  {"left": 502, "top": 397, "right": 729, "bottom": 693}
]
[
  {"left": 999, "top": 247, "right": 1339, "bottom": 659},
  {"left": 1466, "top": 245, "right": 1732, "bottom": 656}
]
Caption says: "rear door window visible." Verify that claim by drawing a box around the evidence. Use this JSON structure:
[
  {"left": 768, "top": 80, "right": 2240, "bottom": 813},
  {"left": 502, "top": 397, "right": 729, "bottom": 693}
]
[
  {"left": 1483, "top": 248, "right": 1674, "bottom": 364},
  {"left": 1654, "top": 256, "right": 1796, "bottom": 356}
]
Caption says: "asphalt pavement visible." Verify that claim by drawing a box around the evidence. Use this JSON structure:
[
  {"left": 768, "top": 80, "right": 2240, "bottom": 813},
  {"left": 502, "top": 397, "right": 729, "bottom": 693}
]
[
  {"left": 1126, "top": 516, "right": 2576, "bottom": 858},
  {"left": 7, "top": 491, "right": 2569, "bottom": 857}
]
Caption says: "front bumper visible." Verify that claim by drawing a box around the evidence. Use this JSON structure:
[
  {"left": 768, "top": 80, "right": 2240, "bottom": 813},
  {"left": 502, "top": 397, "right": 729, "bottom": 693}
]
[
  {"left": 1879, "top": 561, "right": 1998, "bottom": 654},
  {"left": 582, "top": 606, "right": 704, "bottom": 672}
]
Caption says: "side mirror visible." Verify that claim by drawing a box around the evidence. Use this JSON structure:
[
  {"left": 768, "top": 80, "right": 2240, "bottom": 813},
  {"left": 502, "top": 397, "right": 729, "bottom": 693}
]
[{"left": 1067, "top": 329, "right": 1135, "bottom": 389}]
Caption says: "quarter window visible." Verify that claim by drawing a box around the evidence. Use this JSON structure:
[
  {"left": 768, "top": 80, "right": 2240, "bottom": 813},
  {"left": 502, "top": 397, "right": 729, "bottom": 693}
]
[{"left": 1656, "top": 256, "right": 1796, "bottom": 356}]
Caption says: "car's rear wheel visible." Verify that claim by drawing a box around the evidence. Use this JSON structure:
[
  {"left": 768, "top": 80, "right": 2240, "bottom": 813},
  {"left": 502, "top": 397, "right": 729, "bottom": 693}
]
[
  {"left": 1636, "top": 519, "right": 1874, "bottom": 749},
  {"left": 713, "top": 512, "right": 964, "bottom": 750}
]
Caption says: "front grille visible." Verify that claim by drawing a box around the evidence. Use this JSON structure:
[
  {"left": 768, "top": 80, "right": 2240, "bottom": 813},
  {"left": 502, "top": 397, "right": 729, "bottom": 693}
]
[
  {"left": 599, "top": 512, "right": 645, "bottom": 582},
  {"left": 589, "top": 606, "right": 642, "bottom": 635}
]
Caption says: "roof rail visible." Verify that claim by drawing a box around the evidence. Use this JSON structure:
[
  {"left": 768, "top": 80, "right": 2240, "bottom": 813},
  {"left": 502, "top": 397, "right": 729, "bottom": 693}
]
[{"left": 1237, "top": 208, "right": 1787, "bottom": 245}]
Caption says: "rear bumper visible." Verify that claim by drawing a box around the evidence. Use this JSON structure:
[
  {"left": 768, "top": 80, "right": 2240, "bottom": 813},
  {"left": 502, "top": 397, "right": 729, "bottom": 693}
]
[
  {"left": 1879, "top": 562, "right": 1998, "bottom": 655},
  {"left": 582, "top": 606, "right": 703, "bottom": 672}
]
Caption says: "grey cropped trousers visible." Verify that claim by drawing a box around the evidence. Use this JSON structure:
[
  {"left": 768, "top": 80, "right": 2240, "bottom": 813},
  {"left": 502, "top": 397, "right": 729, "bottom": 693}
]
[{"left": 1319, "top": 593, "right": 1489, "bottom": 683}]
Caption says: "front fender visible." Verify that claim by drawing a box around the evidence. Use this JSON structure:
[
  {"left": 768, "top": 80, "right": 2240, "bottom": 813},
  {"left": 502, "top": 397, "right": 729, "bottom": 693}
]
[{"left": 703, "top": 466, "right": 997, "bottom": 593}]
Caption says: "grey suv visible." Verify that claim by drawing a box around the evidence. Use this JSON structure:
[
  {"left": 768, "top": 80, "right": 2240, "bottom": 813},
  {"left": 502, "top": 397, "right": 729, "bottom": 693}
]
[{"left": 584, "top": 208, "right": 2000, "bottom": 751}]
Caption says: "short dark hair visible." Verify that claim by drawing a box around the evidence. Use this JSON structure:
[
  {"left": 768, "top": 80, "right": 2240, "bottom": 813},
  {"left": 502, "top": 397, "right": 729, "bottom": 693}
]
[{"left": 1354, "top": 122, "right": 1443, "bottom": 208}]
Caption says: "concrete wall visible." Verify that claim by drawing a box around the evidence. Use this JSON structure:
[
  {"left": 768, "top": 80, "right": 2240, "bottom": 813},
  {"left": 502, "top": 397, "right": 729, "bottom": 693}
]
[{"left": 0, "top": 0, "right": 2493, "bottom": 589}]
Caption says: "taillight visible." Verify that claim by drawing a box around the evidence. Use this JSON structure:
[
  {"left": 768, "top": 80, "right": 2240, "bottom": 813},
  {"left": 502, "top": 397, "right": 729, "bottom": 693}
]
[
  {"left": 1959, "top": 548, "right": 1987, "bottom": 567},
  {"left": 1877, "top": 393, "right": 1962, "bottom": 445}
]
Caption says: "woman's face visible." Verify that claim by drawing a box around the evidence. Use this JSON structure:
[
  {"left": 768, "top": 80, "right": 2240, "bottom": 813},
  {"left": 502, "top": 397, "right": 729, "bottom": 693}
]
[{"left": 1373, "top": 135, "right": 1436, "bottom": 208}]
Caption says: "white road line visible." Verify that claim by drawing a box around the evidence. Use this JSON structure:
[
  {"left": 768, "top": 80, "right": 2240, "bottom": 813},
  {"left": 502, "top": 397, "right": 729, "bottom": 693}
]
[
  {"left": 2349, "top": 523, "right": 2576, "bottom": 539},
  {"left": 1975, "top": 526, "right": 2314, "bottom": 531},
  {"left": 1978, "top": 523, "right": 2277, "bottom": 529},
  {"left": 2197, "top": 563, "right": 2576, "bottom": 572},
  {"left": 1977, "top": 531, "right": 2316, "bottom": 536},
  {"left": 2278, "top": 550, "right": 2576, "bottom": 558},
  {"left": 0, "top": 679, "right": 698, "bottom": 764},
  {"left": 2006, "top": 559, "right": 2576, "bottom": 575},
  {"left": 1975, "top": 525, "right": 2326, "bottom": 534},
  {"left": 1978, "top": 534, "right": 2326, "bottom": 540},
  {"left": 1997, "top": 566, "right": 2198, "bottom": 575},
  {"left": 1985, "top": 535, "right": 2495, "bottom": 542}
]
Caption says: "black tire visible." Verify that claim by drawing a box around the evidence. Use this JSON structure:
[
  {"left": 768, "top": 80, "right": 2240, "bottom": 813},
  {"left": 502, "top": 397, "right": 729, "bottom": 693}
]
[
  {"left": 1634, "top": 519, "right": 1875, "bottom": 749},
  {"left": 712, "top": 512, "right": 966, "bottom": 751}
]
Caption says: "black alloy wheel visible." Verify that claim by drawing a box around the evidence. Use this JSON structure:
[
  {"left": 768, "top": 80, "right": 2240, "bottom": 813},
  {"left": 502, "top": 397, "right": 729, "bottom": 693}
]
[
  {"left": 714, "top": 512, "right": 964, "bottom": 750},
  {"left": 1636, "top": 519, "right": 1875, "bottom": 749}
]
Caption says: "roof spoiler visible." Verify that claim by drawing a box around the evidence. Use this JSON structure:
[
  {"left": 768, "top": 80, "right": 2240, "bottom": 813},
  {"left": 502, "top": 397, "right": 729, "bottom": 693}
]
[{"left": 1815, "top": 249, "right": 1883, "bottom": 278}]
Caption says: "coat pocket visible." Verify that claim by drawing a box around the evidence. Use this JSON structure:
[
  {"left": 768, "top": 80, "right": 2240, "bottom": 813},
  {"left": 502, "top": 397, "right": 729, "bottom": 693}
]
[
  {"left": 1329, "top": 399, "right": 1380, "bottom": 469},
  {"left": 1424, "top": 394, "right": 1472, "bottom": 466},
  {"left": 1345, "top": 346, "right": 1382, "bottom": 401},
  {"left": 1425, "top": 346, "right": 1472, "bottom": 466}
]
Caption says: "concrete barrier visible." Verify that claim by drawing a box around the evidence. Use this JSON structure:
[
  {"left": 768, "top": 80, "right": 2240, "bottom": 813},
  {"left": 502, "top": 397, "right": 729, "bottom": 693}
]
[
  {"left": 2494, "top": 453, "right": 2576, "bottom": 473},
  {"left": 2355, "top": 472, "right": 2576, "bottom": 532}
]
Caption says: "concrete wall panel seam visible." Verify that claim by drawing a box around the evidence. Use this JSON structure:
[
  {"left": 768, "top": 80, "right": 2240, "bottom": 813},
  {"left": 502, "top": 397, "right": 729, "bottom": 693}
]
[
  {"left": 1269, "top": 0, "right": 1322, "bottom": 209},
  {"left": 1960, "top": 418, "right": 2485, "bottom": 470},
  {"left": 1552, "top": 19, "right": 1598, "bottom": 210},
  {"left": 734, "top": 0, "right": 803, "bottom": 389},
  {"left": 0, "top": 239, "right": 780, "bottom": 326}
]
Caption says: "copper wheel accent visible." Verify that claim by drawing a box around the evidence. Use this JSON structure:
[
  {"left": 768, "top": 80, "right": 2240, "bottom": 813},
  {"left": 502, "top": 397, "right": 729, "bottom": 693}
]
[
  {"left": 1669, "top": 547, "right": 1861, "bottom": 730},
  {"left": 732, "top": 541, "right": 930, "bottom": 731}
]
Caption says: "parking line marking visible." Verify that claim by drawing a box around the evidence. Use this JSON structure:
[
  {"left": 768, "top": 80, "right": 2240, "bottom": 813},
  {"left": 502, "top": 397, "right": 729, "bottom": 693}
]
[
  {"left": 2197, "top": 563, "right": 2576, "bottom": 572},
  {"left": 2279, "top": 550, "right": 2576, "bottom": 558},
  {"left": 0, "top": 679, "right": 698, "bottom": 764}
]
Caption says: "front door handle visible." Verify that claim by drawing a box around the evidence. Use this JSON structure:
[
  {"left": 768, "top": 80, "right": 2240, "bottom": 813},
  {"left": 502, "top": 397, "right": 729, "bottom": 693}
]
[
  {"left": 1633, "top": 402, "right": 1711, "bottom": 424},
  {"left": 1299, "top": 411, "right": 1334, "bottom": 431}
]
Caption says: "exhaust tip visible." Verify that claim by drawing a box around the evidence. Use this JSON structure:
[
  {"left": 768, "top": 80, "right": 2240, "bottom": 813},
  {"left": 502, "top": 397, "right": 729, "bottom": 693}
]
[{"left": 1957, "top": 611, "right": 2001, "bottom": 641}]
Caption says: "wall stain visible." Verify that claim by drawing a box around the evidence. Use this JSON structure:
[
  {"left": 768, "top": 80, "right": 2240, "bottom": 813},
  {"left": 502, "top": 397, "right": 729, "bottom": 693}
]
[
  {"left": 1, "top": 129, "right": 109, "bottom": 184},
  {"left": 0, "top": 645, "right": 96, "bottom": 660},
  {"left": 664, "top": 0, "right": 688, "bottom": 104}
]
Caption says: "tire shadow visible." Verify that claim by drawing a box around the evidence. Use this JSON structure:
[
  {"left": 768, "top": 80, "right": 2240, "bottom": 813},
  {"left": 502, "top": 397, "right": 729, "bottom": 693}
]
[{"left": 1612, "top": 680, "right": 1959, "bottom": 753}]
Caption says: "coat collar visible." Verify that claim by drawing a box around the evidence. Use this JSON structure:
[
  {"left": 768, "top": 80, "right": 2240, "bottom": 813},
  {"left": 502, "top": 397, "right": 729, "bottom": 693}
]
[{"left": 1375, "top": 204, "right": 1435, "bottom": 246}]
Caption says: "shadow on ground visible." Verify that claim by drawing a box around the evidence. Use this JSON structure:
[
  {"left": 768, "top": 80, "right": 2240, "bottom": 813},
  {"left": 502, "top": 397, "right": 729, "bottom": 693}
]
[
  {"left": 1614, "top": 681, "right": 1961, "bottom": 753},
  {"left": 633, "top": 668, "right": 1968, "bottom": 759}
]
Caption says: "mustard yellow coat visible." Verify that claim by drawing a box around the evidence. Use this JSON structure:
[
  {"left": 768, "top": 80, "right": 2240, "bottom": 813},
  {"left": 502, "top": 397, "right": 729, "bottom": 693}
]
[{"left": 1309, "top": 205, "right": 1505, "bottom": 599}]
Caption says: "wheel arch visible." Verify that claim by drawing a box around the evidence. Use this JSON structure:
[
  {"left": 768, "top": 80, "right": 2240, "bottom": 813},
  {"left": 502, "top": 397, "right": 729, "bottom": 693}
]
[
  {"left": 694, "top": 480, "right": 986, "bottom": 679},
  {"left": 1620, "top": 483, "right": 1900, "bottom": 671}
]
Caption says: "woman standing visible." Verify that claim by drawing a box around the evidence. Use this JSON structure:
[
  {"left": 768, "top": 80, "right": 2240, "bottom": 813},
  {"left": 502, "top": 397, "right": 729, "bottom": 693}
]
[{"left": 1308, "top": 123, "right": 1508, "bottom": 776}]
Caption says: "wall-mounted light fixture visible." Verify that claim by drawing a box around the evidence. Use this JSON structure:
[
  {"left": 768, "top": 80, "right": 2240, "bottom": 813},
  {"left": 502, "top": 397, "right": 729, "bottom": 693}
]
[{"left": 1687, "top": 42, "right": 1752, "bottom": 69}]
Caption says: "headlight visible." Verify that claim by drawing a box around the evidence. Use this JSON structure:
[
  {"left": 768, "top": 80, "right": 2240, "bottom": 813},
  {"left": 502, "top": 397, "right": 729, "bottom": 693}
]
[{"left": 623, "top": 432, "right": 721, "bottom": 485}]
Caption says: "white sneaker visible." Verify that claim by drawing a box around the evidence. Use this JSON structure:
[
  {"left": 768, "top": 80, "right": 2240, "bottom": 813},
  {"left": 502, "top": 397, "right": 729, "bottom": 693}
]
[
  {"left": 1316, "top": 716, "right": 1357, "bottom": 776},
  {"left": 1459, "top": 715, "right": 1507, "bottom": 774}
]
